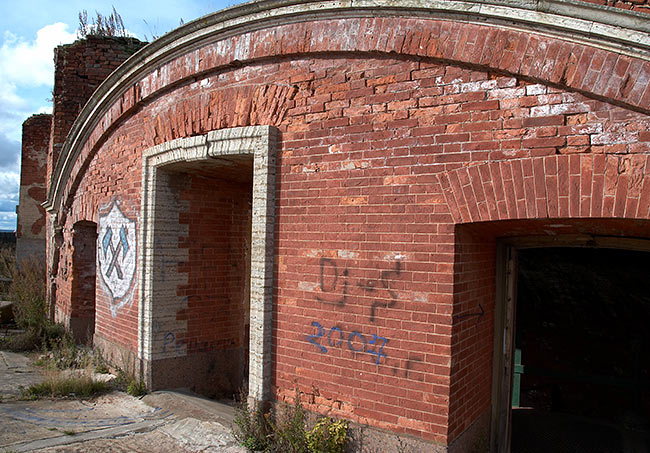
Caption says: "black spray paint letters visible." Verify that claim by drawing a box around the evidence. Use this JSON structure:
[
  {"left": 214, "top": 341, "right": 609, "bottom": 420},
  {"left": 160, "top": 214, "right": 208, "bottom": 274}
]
[
  {"left": 306, "top": 321, "right": 388, "bottom": 365},
  {"left": 315, "top": 257, "right": 402, "bottom": 322}
]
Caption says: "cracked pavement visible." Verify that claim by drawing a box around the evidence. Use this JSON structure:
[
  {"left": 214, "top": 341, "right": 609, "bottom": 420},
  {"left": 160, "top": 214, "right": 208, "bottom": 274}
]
[{"left": 0, "top": 351, "right": 247, "bottom": 452}]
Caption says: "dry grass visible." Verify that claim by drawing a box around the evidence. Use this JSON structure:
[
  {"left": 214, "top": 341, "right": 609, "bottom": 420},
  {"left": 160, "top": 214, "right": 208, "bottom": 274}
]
[
  {"left": 22, "top": 369, "right": 108, "bottom": 399},
  {"left": 9, "top": 256, "right": 47, "bottom": 334}
]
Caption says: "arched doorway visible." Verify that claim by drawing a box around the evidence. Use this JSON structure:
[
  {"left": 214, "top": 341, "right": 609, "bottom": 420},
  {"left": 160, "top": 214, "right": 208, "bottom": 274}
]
[
  {"left": 70, "top": 220, "right": 98, "bottom": 343},
  {"left": 509, "top": 246, "right": 650, "bottom": 452},
  {"left": 492, "top": 233, "right": 650, "bottom": 452}
]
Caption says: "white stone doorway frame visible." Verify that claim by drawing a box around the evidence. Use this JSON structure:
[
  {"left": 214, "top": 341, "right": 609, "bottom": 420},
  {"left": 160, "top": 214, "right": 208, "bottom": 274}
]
[{"left": 137, "top": 126, "right": 276, "bottom": 402}]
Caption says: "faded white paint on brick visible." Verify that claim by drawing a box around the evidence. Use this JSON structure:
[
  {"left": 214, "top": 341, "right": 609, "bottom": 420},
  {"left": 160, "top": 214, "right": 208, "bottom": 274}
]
[{"left": 97, "top": 201, "right": 138, "bottom": 317}]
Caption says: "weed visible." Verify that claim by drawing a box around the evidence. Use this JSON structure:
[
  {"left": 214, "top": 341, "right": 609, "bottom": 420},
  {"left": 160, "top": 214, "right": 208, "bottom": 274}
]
[
  {"left": 269, "top": 399, "right": 308, "bottom": 452},
  {"left": 110, "top": 364, "right": 146, "bottom": 397},
  {"left": 0, "top": 330, "right": 41, "bottom": 352},
  {"left": 95, "top": 363, "right": 110, "bottom": 374},
  {"left": 232, "top": 393, "right": 348, "bottom": 453},
  {"left": 0, "top": 246, "right": 15, "bottom": 297},
  {"left": 9, "top": 257, "right": 46, "bottom": 335},
  {"left": 126, "top": 379, "right": 147, "bottom": 397},
  {"left": 232, "top": 399, "right": 272, "bottom": 451},
  {"left": 35, "top": 332, "right": 93, "bottom": 370},
  {"left": 306, "top": 418, "right": 348, "bottom": 453},
  {"left": 63, "top": 430, "right": 76, "bottom": 436},
  {"left": 78, "top": 6, "right": 128, "bottom": 38},
  {"left": 0, "top": 253, "right": 65, "bottom": 354},
  {"left": 22, "top": 370, "right": 108, "bottom": 399}
]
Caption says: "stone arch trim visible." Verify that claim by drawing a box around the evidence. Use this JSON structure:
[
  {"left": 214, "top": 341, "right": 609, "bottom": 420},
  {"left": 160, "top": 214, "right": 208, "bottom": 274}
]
[
  {"left": 45, "top": 0, "right": 650, "bottom": 215},
  {"left": 138, "top": 126, "right": 277, "bottom": 402},
  {"left": 437, "top": 153, "right": 650, "bottom": 224}
]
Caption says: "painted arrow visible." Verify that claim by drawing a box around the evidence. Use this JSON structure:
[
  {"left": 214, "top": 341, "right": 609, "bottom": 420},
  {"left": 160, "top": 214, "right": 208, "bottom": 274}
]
[{"left": 453, "top": 304, "right": 485, "bottom": 322}]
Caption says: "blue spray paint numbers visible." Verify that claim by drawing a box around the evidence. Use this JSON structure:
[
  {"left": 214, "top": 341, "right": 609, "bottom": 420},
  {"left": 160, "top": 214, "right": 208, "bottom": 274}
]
[
  {"left": 307, "top": 321, "right": 327, "bottom": 353},
  {"left": 306, "top": 321, "right": 388, "bottom": 365},
  {"left": 368, "top": 334, "right": 388, "bottom": 364},
  {"left": 305, "top": 257, "right": 402, "bottom": 366}
]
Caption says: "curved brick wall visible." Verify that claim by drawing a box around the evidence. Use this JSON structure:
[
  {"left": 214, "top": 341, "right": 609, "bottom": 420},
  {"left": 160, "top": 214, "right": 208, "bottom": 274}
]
[{"left": 43, "top": 1, "right": 650, "bottom": 450}]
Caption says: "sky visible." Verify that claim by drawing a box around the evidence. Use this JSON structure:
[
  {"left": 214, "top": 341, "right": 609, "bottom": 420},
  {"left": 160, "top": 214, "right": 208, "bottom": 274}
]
[{"left": 0, "top": 0, "right": 245, "bottom": 231}]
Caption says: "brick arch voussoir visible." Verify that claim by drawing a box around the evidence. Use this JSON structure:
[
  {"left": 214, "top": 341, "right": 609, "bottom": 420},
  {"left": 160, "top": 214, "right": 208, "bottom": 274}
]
[
  {"left": 437, "top": 154, "right": 650, "bottom": 224},
  {"left": 57, "top": 16, "right": 650, "bottom": 216},
  {"left": 232, "top": 17, "right": 650, "bottom": 114}
]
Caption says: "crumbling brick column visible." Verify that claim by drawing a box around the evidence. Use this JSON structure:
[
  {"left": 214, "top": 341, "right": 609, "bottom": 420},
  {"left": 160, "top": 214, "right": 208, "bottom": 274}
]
[{"left": 16, "top": 114, "right": 51, "bottom": 265}]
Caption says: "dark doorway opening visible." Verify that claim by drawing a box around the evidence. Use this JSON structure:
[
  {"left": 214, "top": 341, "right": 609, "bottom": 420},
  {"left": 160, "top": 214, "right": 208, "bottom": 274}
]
[
  {"left": 511, "top": 247, "right": 650, "bottom": 452},
  {"left": 70, "top": 220, "right": 98, "bottom": 343}
]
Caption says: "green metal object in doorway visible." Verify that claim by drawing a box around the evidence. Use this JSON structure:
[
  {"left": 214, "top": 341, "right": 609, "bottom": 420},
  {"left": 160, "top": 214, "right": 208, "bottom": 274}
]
[{"left": 512, "top": 348, "right": 524, "bottom": 407}]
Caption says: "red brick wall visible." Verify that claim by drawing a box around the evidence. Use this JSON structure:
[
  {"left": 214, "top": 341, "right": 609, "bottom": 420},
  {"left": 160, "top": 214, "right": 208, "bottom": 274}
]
[
  {"left": 178, "top": 173, "right": 251, "bottom": 355},
  {"left": 581, "top": 0, "right": 650, "bottom": 14},
  {"left": 49, "top": 37, "right": 145, "bottom": 341},
  {"left": 69, "top": 221, "right": 97, "bottom": 341},
  {"left": 448, "top": 230, "right": 496, "bottom": 441},
  {"left": 47, "top": 36, "right": 145, "bottom": 194},
  {"left": 62, "top": 56, "right": 650, "bottom": 443},
  {"left": 49, "top": 16, "right": 650, "bottom": 447},
  {"left": 17, "top": 114, "right": 50, "bottom": 263},
  {"left": 59, "top": 135, "right": 142, "bottom": 351}
]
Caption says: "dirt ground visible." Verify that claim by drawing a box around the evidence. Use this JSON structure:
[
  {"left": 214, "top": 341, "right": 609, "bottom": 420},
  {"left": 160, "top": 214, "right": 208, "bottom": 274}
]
[{"left": 0, "top": 350, "right": 247, "bottom": 452}]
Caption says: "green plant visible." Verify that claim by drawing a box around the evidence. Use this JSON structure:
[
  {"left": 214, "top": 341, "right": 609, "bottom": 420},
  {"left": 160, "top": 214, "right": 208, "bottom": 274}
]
[
  {"left": 126, "top": 378, "right": 147, "bottom": 397},
  {"left": 36, "top": 331, "right": 94, "bottom": 370},
  {"left": 78, "top": 7, "right": 128, "bottom": 38},
  {"left": 269, "top": 399, "right": 308, "bottom": 452},
  {"left": 232, "top": 399, "right": 273, "bottom": 451},
  {"left": 306, "top": 417, "right": 348, "bottom": 453},
  {"left": 0, "top": 246, "right": 15, "bottom": 299},
  {"left": 0, "top": 330, "right": 41, "bottom": 352},
  {"left": 232, "top": 393, "right": 348, "bottom": 453}
]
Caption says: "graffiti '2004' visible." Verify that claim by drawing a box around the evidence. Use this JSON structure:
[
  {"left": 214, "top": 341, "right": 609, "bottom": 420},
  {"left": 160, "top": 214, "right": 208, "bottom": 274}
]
[{"left": 306, "top": 321, "right": 388, "bottom": 365}]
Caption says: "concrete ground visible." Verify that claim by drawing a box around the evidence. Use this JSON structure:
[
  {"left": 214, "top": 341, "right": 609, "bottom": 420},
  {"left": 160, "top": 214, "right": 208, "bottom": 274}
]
[{"left": 0, "top": 350, "right": 247, "bottom": 452}]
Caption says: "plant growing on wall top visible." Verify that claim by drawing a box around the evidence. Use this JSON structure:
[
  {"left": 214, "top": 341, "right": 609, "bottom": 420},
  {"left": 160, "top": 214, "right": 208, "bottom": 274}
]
[{"left": 77, "top": 6, "right": 128, "bottom": 38}]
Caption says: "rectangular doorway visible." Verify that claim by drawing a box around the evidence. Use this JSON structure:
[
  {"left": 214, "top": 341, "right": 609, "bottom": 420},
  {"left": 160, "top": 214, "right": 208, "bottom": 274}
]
[
  {"left": 139, "top": 127, "right": 276, "bottom": 405},
  {"left": 152, "top": 158, "right": 252, "bottom": 400},
  {"left": 493, "top": 243, "right": 650, "bottom": 452}
]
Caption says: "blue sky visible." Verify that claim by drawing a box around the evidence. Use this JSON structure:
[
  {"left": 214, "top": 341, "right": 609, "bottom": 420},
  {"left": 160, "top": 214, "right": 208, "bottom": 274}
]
[{"left": 0, "top": 0, "right": 245, "bottom": 231}]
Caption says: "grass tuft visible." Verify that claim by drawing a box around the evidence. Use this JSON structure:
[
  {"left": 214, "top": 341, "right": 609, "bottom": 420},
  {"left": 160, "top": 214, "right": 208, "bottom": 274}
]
[
  {"left": 22, "top": 370, "right": 108, "bottom": 399},
  {"left": 233, "top": 390, "right": 348, "bottom": 453}
]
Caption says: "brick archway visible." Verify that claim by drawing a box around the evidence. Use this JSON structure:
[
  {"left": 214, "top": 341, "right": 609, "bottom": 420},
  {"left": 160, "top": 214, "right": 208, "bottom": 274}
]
[
  {"left": 48, "top": 7, "right": 650, "bottom": 214},
  {"left": 438, "top": 153, "right": 650, "bottom": 224}
]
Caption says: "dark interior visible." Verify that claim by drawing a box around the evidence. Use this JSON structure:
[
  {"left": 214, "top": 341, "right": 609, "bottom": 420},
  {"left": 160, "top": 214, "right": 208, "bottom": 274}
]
[{"left": 511, "top": 247, "right": 650, "bottom": 452}]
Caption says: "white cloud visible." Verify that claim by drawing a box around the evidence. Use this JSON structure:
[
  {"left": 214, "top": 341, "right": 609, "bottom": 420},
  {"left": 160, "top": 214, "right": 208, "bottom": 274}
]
[
  {"left": 1, "top": 23, "right": 76, "bottom": 87},
  {"left": 0, "top": 170, "right": 20, "bottom": 231},
  {"left": 0, "top": 23, "right": 76, "bottom": 142},
  {"left": 0, "top": 23, "right": 75, "bottom": 231}
]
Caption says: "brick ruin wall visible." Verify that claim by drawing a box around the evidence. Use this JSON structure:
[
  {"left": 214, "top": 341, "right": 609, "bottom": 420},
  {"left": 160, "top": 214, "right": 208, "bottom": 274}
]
[
  {"left": 45, "top": 9, "right": 650, "bottom": 451},
  {"left": 47, "top": 37, "right": 146, "bottom": 331},
  {"left": 17, "top": 114, "right": 51, "bottom": 264}
]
